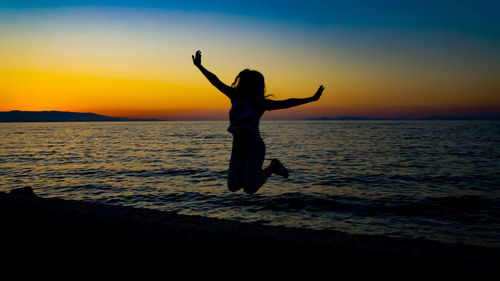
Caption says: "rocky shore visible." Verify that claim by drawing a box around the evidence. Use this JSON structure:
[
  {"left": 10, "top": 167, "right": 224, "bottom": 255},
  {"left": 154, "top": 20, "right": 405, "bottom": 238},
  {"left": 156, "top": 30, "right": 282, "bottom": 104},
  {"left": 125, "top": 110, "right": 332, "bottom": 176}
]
[{"left": 1, "top": 187, "right": 498, "bottom": 274}]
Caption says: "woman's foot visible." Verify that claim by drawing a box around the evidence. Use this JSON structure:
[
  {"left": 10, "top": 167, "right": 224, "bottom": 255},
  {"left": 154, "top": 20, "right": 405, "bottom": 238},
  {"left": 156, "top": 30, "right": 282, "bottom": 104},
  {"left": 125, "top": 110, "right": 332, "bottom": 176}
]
[{"left": 270, "top": 159, "right": 289, "bottom": 178}]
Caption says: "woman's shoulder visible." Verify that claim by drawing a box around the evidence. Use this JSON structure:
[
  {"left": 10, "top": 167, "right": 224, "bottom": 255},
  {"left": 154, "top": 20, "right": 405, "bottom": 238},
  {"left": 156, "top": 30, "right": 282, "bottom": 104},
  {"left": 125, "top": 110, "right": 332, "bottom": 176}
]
[
  {"left": 230, "top": 94, "right": 242, "bottom": 104},
  {"left": 263, "top": 98, "right": 278, "bottom": 110}
]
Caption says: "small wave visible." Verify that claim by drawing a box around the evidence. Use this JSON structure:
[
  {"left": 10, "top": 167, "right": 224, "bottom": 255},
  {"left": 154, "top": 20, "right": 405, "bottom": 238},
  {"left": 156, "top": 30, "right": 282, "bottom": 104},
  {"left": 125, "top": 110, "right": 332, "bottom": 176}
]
[
  {"left": 212, "top": 192, "right": 363, "bottom": 213},
  {"left": 115, "top": 167, "right": 208, "bottom": 177},
  {"left": 425, "top": 195, "right": 500, "bottom": 217},
  {"left": 215, "top": 192, "right": 500, "bottom": 224},
  {"left": 318, "top": 176, "right": 379, "bottom": 186}
]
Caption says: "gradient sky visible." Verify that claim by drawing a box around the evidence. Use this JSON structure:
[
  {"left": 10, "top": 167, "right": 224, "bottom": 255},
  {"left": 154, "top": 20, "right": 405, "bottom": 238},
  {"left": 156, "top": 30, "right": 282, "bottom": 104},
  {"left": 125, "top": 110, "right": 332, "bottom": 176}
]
[{"left": 1, "top": 0, "right": 499, "bottom": 119}]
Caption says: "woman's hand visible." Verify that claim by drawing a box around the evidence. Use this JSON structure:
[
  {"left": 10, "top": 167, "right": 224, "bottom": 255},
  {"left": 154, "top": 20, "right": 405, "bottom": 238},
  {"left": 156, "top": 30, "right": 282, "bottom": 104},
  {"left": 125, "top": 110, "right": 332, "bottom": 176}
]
[
  {"left": 192, "top": 50, "right": 202, "bottom": 67},
  {"left": 312, "top": 85, "right": 324, "bottom": 101}
]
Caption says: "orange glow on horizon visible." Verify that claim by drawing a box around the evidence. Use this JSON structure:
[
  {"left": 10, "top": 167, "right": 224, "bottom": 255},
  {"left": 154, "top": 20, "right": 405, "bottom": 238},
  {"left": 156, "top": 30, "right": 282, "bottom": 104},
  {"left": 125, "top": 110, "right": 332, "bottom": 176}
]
[{"left": 1, "top": 67, "right": 499, "bottom": 120}]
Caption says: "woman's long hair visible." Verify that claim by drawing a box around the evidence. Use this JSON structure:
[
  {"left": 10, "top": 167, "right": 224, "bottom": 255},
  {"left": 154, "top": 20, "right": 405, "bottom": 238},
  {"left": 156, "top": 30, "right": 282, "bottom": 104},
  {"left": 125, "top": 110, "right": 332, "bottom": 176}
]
[{"left": 231, "top": 69, "right": 269, "bottom": 111}]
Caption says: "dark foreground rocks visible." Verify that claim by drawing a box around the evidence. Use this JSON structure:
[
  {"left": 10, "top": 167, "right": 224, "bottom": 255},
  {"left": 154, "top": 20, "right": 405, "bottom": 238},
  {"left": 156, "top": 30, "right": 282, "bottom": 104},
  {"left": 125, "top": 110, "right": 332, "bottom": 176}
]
[{"left": 1, "top": 187, "right": 498, "bottom": 274}]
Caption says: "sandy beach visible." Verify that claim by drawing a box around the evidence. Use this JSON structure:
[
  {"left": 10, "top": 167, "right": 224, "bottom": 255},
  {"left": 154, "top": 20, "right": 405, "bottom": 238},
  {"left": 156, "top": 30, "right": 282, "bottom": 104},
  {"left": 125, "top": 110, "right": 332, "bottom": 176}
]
[{"left": 1, "top": 187, "right": 498, "bottom": 274}]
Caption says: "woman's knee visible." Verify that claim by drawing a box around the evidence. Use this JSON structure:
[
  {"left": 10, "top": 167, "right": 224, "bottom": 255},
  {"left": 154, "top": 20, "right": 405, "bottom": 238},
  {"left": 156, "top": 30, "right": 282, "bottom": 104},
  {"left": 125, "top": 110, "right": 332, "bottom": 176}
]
[
  {"left": 243, "top": 188, "right": 257, "bottom": 194},
  {"left": 227, "top": 180, "right": 242, "bottom": 192},
  {"left": 243, "top": 183, "right": 259, "bottom": 194}
]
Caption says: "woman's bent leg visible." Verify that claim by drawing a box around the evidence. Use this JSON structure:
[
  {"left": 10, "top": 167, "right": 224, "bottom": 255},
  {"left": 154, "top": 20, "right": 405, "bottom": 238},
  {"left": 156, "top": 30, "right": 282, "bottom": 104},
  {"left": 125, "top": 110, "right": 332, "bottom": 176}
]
[
  {"left": 242, "top": 138, "right": 272, "bottom": 194},
  {"left": 227, "top": 139, "right": 244, "bottom": 192}
]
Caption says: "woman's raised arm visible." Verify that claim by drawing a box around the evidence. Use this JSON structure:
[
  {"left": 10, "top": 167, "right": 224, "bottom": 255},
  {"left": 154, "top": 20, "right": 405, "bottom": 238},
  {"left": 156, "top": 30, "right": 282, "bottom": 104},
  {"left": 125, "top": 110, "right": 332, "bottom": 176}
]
[
  {"left": 192, "top": 50, "right": 233, "bottom": 98},
  {"left": 265, "top": 85, "right": 324, "bottom": 111}
]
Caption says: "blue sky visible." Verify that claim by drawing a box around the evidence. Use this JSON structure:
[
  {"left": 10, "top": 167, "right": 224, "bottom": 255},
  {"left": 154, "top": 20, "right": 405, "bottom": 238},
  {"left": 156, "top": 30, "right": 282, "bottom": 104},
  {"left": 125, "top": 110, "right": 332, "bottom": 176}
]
[{"left": 2, "top": 0, "right": 499, "bottom": 32}]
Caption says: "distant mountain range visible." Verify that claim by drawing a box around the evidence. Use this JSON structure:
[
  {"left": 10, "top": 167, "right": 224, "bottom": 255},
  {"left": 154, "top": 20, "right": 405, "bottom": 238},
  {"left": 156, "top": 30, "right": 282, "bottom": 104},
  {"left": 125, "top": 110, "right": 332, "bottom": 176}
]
[
  {"left": 1, "top": 111, "right": 498, "bottom": 122},
  {"left": 0, "top": 111, "right": 159, "bottom": 122}
]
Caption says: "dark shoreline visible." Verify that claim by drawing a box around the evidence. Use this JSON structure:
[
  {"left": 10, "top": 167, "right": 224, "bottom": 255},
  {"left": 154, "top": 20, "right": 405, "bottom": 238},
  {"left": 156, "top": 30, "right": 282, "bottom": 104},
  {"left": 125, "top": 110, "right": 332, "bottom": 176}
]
[{"left": 1, "top": 187, "right": 498, "bottom": 273}]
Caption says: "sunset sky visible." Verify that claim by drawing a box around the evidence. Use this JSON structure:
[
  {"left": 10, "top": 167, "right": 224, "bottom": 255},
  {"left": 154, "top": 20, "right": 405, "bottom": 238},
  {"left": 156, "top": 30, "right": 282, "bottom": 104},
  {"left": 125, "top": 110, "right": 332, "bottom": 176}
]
[{"left": 1, "top": 0, "right": 499, "bottom": 120}]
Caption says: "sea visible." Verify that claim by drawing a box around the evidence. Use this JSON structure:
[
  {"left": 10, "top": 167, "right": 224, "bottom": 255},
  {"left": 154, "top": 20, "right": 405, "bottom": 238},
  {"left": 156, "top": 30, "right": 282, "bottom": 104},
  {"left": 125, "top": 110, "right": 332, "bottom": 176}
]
[{"left": 1, "top": 120, "right": 499, "bottom": 248}]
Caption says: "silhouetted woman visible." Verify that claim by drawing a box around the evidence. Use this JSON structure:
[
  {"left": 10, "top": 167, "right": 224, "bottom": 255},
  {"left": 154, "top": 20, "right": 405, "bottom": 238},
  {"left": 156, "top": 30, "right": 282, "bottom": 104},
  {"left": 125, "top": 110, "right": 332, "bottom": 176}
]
[{"left": 192, "top": 50, "right": 324, "bottom": 194}]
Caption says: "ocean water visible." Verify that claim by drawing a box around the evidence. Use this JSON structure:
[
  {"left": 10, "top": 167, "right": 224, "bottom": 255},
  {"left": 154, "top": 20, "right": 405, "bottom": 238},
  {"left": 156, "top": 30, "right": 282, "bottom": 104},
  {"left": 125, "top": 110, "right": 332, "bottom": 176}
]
[{"left": 1, "top": 120, "right": 499, "bottom": 247}]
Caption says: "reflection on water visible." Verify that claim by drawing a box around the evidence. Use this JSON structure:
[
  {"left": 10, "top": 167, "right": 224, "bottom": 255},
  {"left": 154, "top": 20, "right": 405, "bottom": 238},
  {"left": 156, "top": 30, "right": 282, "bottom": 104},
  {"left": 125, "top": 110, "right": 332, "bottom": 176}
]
[{"left": 1, "top": 120, "right": 499, "bottom": 247}]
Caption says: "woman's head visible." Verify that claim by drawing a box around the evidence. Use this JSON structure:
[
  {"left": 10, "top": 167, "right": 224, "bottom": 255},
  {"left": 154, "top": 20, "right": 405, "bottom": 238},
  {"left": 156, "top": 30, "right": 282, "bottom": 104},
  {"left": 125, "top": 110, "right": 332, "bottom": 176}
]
[{"left": 231, "top": 69, "right": 266, "bottom": 101}]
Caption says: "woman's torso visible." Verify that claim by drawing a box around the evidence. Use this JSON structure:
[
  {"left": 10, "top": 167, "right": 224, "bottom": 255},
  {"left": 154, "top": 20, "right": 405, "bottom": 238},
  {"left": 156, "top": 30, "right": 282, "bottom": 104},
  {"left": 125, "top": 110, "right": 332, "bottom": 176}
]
[{"left": 227, "top": 97, "right": 264, "bottom": 139}]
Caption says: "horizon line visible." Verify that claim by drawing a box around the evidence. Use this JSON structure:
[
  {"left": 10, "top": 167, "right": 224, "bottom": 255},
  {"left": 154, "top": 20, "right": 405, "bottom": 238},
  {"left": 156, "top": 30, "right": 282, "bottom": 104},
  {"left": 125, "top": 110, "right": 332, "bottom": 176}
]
[{"left": 1, "top": 110, "right": 500, "bottom": 122}]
